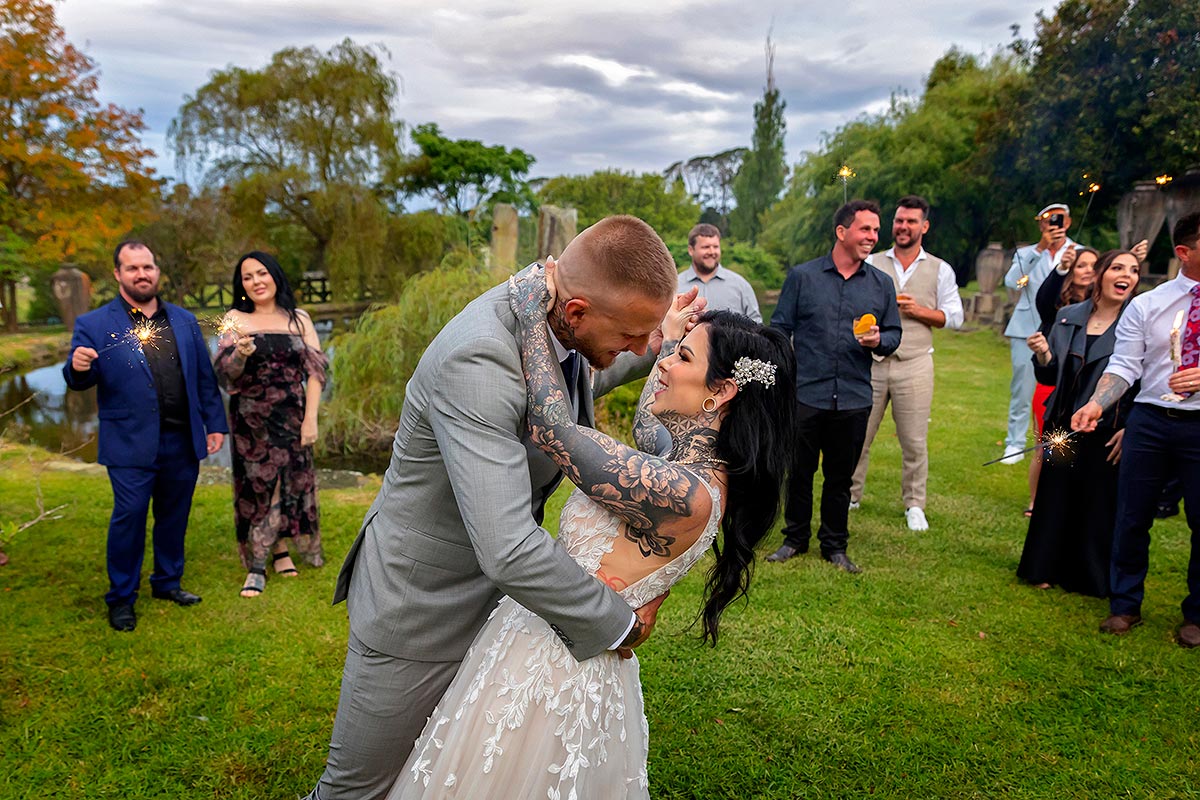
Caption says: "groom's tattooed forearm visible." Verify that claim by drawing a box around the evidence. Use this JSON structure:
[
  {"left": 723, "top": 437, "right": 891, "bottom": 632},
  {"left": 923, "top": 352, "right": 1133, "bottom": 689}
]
[
  {"left": 1089, "top": 374, "right": 1131, "bottom": 411},
  {"left": 632, "top": 338, "right": 679, "bottom": 455}
]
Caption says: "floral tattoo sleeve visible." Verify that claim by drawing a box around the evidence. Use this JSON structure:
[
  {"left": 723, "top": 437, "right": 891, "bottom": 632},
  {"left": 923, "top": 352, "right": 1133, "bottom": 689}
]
[
  {"left": 509, "top": 269, "right": 707, "bottom": 559},
  {"left": 631, "top": 338, "right": 677, "bottom": 456}
]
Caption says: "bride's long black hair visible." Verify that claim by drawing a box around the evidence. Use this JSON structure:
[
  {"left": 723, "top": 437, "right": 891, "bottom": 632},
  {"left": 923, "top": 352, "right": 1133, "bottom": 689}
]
[{"left": 694, "top": 310, "right": 795, "bottom": 645}]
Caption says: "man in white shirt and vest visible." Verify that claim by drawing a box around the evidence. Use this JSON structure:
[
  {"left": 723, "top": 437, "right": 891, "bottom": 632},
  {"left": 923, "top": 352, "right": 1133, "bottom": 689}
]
[{"left": 850, "top": 195, "right": 963, "bottom": 531}]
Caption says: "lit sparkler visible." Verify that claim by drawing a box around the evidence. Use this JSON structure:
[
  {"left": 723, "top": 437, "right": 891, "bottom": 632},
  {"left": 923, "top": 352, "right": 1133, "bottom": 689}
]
[
  {"left": 1155, "top": 174, "right": 1173, "bottom": 186},
  {"left": 97, "top": 320, "right": 162, "bottom": 357},
  {"left": 982, "top": 428, "right": 1080, "bottom": 466},
  {"left": 207, "top": 312, "right": 244, "bottom": 340},
  {"left": 1075, "top": 174, "right": 1101, "bottom": 238},
  {"left": 1041, "top": 427, "right": 1077, "bottom": 459},
  {"left": 836, "top": 164, "right": 855, "bottom": 204}
]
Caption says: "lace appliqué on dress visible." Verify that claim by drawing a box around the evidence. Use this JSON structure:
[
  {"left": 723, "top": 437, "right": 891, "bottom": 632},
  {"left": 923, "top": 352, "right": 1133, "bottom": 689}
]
[{"left": 394, "top": 476, "right": 721, "bottom": 800}]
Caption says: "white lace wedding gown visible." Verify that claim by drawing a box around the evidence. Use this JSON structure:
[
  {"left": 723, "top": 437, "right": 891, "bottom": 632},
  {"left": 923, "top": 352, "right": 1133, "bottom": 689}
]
[{"left": 387, "top": 479, "right": 721, "bottom": 800}]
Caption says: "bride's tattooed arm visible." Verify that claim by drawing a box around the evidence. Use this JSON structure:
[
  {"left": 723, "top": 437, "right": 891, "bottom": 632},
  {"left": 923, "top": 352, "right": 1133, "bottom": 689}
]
[
  {"left": 631, "top": 337, "right": 677, "bottom": 456},
  {"left": 509, "top": 270, "right": 710, "bottom": 558}
]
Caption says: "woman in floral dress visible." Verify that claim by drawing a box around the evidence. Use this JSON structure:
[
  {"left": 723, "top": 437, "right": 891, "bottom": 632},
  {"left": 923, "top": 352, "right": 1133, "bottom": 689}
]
[{"left": 215, "top": 251, "right": 327, "bottom": 597}]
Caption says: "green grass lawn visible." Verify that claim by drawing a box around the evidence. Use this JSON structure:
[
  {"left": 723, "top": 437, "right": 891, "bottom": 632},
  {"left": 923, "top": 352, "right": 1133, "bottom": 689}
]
[{"left": 1, "top": 327, "right": 1197, "bottom": 799}]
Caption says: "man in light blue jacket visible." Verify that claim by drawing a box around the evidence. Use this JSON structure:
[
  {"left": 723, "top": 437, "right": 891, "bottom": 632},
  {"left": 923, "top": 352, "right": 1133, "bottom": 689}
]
[{"left": 1001, "top": 203, "right": 1076, "bottom": 463}]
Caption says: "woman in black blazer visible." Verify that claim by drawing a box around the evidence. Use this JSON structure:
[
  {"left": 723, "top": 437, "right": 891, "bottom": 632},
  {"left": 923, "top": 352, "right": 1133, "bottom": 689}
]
[{"left": 1017, "top": 250, "right": 1141, "bottom": 596}]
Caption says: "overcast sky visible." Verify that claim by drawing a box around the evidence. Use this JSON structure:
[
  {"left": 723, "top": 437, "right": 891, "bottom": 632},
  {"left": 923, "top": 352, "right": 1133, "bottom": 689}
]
[{"left": 58, "top": 0, "right": 1053, "bottom": 183}]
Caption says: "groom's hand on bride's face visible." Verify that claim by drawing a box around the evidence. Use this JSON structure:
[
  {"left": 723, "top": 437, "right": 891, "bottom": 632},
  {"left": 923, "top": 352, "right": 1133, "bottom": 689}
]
[{"left": 617, "top": 591, "right": 670, "bottom": 659}]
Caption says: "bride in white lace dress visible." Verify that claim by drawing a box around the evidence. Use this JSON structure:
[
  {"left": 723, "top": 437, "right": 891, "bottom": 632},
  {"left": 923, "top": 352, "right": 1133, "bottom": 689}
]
[{"left": 387, "top": 267, "right": 796, "bottom": 799}]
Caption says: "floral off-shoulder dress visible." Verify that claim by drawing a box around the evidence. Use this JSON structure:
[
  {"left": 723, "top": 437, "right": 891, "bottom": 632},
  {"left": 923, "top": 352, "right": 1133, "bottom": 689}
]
[{"left": 215, "top": 332, "right": 327, "bottom": 569}]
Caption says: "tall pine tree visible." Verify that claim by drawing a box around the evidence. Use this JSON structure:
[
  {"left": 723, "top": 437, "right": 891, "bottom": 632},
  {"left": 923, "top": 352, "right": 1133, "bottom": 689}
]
[{"left": 731, "top": 35, "right": 787, "bottom": 243}]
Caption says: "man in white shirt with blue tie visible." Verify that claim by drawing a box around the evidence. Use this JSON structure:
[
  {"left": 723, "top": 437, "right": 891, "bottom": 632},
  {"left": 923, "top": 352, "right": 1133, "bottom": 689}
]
[{"left": 1073, "top": 211, "right": 1200, "bottom": 649}]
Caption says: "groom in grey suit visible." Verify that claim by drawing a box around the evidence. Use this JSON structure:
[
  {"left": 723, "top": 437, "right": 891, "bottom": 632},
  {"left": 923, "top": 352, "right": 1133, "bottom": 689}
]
[{"left": 309, "top": 216, "right": 687, "bottom": 800}]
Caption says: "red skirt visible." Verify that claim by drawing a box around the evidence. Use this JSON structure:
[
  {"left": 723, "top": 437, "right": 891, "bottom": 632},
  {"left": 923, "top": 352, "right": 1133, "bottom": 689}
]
[{"left": 1032, "top": 383, "right": 1054, "bottom": 438}]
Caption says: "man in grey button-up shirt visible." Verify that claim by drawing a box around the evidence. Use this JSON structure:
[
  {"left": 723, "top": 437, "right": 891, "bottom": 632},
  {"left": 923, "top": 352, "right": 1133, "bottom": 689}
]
[{"left": 676, "top": 223, "right": 762, "bottom": 321}]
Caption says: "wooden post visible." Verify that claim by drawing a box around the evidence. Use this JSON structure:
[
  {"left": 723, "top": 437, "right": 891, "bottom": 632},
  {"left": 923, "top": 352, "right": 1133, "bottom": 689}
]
[{"left": 490, "top": 204, "right": 519, "bottom": 269}]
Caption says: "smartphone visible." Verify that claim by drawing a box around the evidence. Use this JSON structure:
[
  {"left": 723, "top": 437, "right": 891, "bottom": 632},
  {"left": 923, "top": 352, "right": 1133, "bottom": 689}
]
[{"left": 1049, "top": 212, "right": 1065, "bottom": 227}]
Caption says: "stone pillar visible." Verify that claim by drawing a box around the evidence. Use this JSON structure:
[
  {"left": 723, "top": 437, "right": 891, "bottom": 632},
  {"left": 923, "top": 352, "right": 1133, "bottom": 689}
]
[
  {"left": 490, "top": 203, "right": 519, "bottom": 269},
  {"left": 51, "top": 266, "right": 92, "bottom": 331},
  {"left": 1117, "top": 181, "right": 1167, "bottom": 251},
  {"left": 970, "top": 243, "right": 1007, "bottom": 325},
  {"left": 537, "top": 205, "right": 577, "bottom": 261}
]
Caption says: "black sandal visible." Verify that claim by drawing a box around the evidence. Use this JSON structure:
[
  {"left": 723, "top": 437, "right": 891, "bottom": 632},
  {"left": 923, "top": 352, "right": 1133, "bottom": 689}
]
[
  {"left": 272, "top": 551, "right": 299, "bottom": 576},
  {"left": 240, "top": 569, "right": 266, "bottom": 597}
]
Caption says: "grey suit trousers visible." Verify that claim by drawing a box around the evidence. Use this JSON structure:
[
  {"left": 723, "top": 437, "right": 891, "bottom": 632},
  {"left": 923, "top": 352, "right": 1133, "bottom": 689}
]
[{"left": 308, "top": 631, "right": 460, "bottom": 800}]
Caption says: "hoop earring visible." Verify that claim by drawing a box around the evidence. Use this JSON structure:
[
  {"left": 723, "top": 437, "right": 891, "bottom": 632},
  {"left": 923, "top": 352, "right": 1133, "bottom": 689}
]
[{"left": 702, "top": 396, "right": 718, "bottom": 413}]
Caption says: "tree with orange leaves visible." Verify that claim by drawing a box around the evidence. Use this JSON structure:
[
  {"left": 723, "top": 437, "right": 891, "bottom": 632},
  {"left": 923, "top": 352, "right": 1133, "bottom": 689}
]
[{"left": 0, "top": 0, "right": 158, "bottom": 330}]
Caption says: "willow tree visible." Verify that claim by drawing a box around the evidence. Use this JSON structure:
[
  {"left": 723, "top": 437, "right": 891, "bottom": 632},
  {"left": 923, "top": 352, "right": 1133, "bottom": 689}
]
[
  {"left": 0, "top": 0, "right": 157, "bottom": 329},
  {"left": 169, "top": 38, "right": 405, "bottom": 298}
]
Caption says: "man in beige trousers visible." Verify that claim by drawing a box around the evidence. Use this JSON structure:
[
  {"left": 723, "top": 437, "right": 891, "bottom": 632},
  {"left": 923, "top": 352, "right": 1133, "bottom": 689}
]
[{"left": 851, "top": 195, "right": 963, "bottom": 531}]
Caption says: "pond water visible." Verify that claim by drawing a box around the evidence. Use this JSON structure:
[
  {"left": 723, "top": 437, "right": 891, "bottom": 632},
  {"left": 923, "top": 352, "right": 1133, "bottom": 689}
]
[{"left": 0, "top": 322, "right": 389, "bottom": 474}]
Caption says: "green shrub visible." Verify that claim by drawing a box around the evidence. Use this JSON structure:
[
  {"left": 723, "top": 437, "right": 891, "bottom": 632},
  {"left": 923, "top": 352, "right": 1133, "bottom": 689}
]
[
  {"left": 319, "top": 257, "right": 502, "bottom": 461},
  {"left": 593, "top": 382, "right": 641, "bottom": 446}
]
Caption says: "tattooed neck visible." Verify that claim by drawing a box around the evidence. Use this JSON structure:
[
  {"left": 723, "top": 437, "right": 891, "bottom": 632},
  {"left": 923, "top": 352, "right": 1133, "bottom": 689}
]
[
  {"left": 657, "top": 413, "right": 721, "bottom": 464},
  {"left": 547, "top": 299, "right": 580, "bottom": 351}
]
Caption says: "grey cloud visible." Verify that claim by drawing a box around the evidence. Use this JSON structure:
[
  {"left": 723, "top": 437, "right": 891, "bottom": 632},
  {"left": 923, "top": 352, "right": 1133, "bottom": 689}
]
[{"left": 58, "top": 0, "right": 1050, "bottom": 181}]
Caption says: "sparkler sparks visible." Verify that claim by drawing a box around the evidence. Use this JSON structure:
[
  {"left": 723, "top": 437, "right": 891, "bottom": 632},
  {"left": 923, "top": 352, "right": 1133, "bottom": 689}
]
[
  {"left": 982, "top": 428, "right": 1080, "bottom": 466},
  {"left": 1155, "top": 174, "right": 1173, "bottom": 186},
  {"left": 97, "top": 320, "right": 162, "bottom": 357},
  {"left": 208, "top": 312, "right": 244, "bottom": 340},
  {"left": 1041, "top": 427, "right": 1077, "bottom": 459},
  {"left": 836, "top": 164, "right": 855, "bottom": 203}
]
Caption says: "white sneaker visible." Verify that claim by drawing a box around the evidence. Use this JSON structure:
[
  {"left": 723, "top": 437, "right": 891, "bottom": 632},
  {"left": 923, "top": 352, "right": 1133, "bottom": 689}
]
[
  {"left": 1000, "top": 446, "right": 1025, "bottom": 465},
  {"left": 848, "top": 500, "right": 860, "bottom": 510},
  {"left": 905, "top": 507, "right": 929, "bottom": 531}
]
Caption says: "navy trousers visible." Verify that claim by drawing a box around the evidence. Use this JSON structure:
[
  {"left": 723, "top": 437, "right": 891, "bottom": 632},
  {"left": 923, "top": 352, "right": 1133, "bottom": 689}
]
[
  {"left": 1109, "top": 404, "right": 1200, "bottom": 622},
  {"left": 782, "top": 402, "right": 871, "bottom": 556},
  {"left": 104, "top": 428, "right": 200, "bottom": 606}
]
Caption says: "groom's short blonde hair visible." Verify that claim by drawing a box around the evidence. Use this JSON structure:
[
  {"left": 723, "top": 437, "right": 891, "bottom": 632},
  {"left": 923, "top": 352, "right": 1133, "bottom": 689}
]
[{"left": 559, "top": 215, "right": 677, "bottom": 303}]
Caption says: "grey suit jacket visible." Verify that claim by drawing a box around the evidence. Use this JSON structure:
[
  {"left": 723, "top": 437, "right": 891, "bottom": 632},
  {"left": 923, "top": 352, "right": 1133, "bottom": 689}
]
[{"left": 333, "top": 281, "right": 651, "bottom": 662}]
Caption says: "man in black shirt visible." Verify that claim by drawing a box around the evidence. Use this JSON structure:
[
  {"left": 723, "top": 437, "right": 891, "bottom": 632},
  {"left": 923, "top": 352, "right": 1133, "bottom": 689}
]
[
  {"left": 767, "top": 201, "right": 902, "bottom": 572},
  {"left": 65, "top": 240, "right": 228, "bottom": 631}
]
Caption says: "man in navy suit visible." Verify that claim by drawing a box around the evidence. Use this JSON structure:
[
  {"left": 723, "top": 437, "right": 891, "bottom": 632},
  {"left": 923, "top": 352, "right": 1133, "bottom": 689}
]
[{"left": 64, "top": 240, "right": 228, "bottom": 632}]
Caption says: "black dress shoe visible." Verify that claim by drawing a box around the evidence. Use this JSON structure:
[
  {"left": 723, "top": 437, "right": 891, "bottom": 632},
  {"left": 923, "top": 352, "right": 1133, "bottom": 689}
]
[
  {"left": 1098, "top": 613, "right": 1142, "bottom": 634},
  {"left": 823, "top": 552, "right": 862, "bottom": 574},
  {"left": 108, "top": 603, "right": 137, "bottom": 632},
  {"left": 151, "top": 587, "right": 202, "bottom": 606},
  {"left": 1155, "top": 503, "right": 1180, "bottom": 519},
  {"left": 766, "top": 543, "right": 806, "bottom": 563}
]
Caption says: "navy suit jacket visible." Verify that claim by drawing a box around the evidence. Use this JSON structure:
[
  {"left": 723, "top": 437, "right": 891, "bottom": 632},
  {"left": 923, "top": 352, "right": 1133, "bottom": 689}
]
[{"left": 63, "top": 298, "right": 229, "bottom": 467}]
